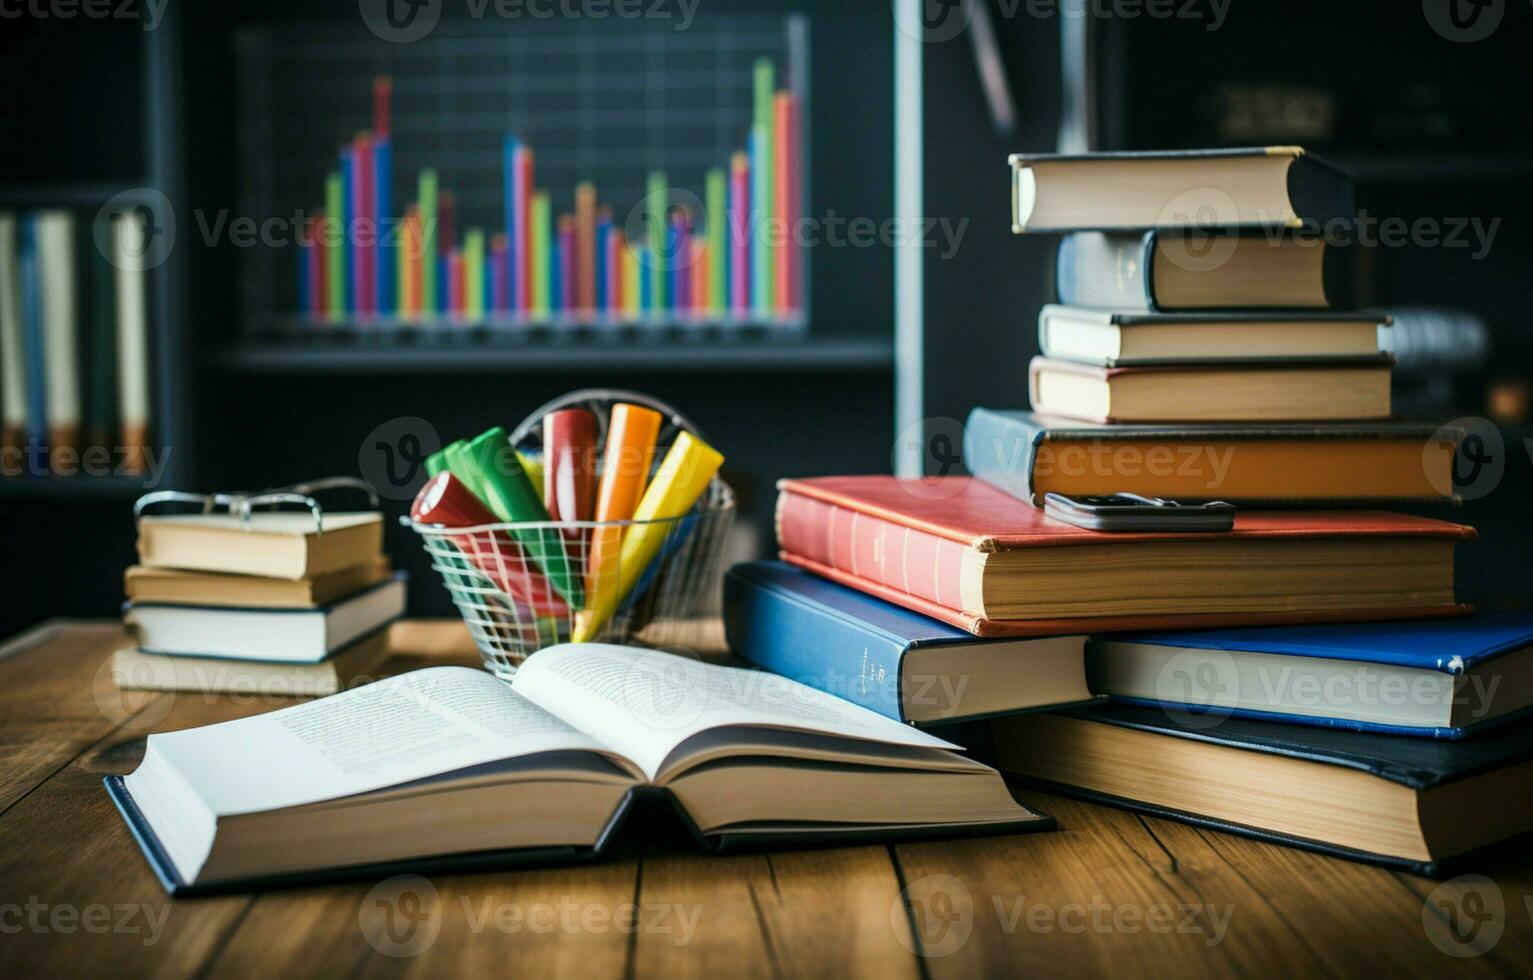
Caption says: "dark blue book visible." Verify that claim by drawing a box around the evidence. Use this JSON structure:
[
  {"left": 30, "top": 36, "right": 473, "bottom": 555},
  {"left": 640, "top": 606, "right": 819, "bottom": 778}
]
[
  {"left": 725, "top": 560, "right": 1095, "bottom": 726},
  {"left": 1054, "top": 230, "right": 1354, "bottom": 312},
  {"left": 18, "top": 216, "right": 46, "bottom": 454},
  {"left": 995, "top": 701, "right": 1533, "bottom": 877},
  {"left": 1087, "top": 615, "right": 1533, "bottom": 739}
]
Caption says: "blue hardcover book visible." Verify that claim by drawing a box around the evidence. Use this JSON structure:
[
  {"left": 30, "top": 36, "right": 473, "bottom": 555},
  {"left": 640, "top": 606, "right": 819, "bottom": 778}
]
[
  {"left": 725, "top": 561, "right": 1094, "bottom": 726},
  {"left": 1087, "top": 614, "right": 1533, "bottom": 739}
]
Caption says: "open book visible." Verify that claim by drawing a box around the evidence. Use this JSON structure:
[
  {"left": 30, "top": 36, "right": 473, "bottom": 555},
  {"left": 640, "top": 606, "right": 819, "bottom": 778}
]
[{"left": 109, "top": 644, "right": 1047, "bottom": 893}]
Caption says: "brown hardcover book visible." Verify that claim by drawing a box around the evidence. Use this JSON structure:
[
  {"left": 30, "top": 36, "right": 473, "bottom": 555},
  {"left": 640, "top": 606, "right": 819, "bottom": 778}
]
[
  {"left": 123, "top": 556, "right": 393, "bottom": 609},
  {"left": 962, "top": 409, "right": 1458, "bottom": 504}
]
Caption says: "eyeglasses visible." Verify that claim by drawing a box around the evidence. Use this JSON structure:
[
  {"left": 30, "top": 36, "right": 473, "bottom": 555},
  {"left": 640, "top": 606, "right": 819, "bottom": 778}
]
[{"left": 133, "top": 477, "right": 380, "bottom": 535}]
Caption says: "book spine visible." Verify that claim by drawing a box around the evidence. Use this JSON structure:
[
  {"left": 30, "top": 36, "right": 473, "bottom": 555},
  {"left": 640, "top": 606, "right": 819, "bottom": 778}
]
[
  {"left": 0, "top": 212, "right": 27, "bottom": 458},
  {"left": 37, "top": 211, "right": 80, "bottom": 459},
  {"left": 19, "top": 217, "right": 48, "bottom": 453},
  {"left": 724, "top": 570, "right": 909, "bottom": 722},
  {"left": 775, "top": 490, "right": 971, "bottom": 615},
  {"left": 1286, "top": 154, "right": 1356, "bottom": 229},
  {"left": 961, "top": 408, "right": 1040, "bottom": 505},
  {"left": 113, "top": 214, "right": 151, "bottom": 474},
  {"left": 1054, "top": 232, "right": 1153, "bottom": 311},
  {"left": 88, "top": 219, "right": 118, "bottom": 450}
]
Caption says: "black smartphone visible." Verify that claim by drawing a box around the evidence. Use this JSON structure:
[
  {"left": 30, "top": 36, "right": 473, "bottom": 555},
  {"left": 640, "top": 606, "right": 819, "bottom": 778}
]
[{"left": 1042, "top": 493, "right": 1236, "bottom": 532}]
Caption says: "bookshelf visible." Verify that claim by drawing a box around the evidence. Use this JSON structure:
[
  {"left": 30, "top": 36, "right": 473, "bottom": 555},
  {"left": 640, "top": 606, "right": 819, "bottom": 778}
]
[
  {"left": 218, "top": 335, "right": 892, "bottom": 375},
  {"left": 2, "top": 0, "right": 902, "bottom": 639},
  {"left": 1, "top": 12, "right": 190, "bottom": 502}
]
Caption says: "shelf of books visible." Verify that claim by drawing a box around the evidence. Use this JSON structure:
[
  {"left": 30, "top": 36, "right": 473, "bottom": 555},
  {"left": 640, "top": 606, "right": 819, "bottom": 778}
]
[
  {"left": 0, "top": 9, "right": 186, "bottom": 500},
  {"left": 0, "top": 203, "right": 170, "bottom": 495}
]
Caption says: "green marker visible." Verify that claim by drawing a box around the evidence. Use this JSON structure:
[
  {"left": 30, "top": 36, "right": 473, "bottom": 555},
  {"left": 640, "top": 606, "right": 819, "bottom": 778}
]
[
  {"left": 441, "top": 440, "right": 482, "bottom": 499},
  {"left": 465, "top": 427, "right": 581, "bottom": 607},
  {"left": 424, "top": 443, "right": 455, "bottom": 478}
]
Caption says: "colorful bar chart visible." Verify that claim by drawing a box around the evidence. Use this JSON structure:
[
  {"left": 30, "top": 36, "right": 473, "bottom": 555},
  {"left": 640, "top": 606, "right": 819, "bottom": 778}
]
[{"left": 288, "top": 31, "right": 807, "bottom": 333}]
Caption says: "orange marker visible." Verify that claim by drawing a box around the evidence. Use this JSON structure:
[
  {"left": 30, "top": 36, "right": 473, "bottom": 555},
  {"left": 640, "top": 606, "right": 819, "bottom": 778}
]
[{"left": 578, "top": 403, "right": 662, "bottom": 637}]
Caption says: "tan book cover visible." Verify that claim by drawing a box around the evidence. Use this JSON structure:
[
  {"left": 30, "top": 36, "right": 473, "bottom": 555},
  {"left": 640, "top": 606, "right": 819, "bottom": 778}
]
[
  {"left": 124, "top": 556, "right": 393, "bottom": 609},
  {"left": 111, "top": 631, "right": 392, "bottom": 698},
  {"left": 135, "top": 512, "right": 383, "bottom": 580}
]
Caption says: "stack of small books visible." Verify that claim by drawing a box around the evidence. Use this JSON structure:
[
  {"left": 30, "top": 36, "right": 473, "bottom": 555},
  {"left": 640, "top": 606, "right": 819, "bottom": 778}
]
[
  {"left": 727, "top": 147, "right": 1533, "bottom": 877},
  {"left": 1021, "top": 151, "right": 1392, "bottom": 429},
  {"left": 116, "top": 508, "right": 405, "bottom": 697}
]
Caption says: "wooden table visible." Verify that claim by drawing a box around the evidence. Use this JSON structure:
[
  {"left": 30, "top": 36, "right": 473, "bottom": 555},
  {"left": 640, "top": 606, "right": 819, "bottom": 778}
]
[{"left": 2, "top": 620, "right": 1530, "bottom": 978}]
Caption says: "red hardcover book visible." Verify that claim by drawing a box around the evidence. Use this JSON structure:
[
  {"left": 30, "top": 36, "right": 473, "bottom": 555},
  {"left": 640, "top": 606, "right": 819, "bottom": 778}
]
[{"left": 776, "top": 476, "right": 1473, "bottom": 637}]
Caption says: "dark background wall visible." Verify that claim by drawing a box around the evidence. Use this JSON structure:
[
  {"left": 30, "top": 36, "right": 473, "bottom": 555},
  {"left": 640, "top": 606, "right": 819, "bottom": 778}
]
[
  {"left": 1, "top": 0, "right": 900, "bottom": 635},
  {"left": 3, "top": 0, "right": 1531, "bottom": 638},
  {"left": 917, "top": 0, "right": 1533, "bottom": 612}
]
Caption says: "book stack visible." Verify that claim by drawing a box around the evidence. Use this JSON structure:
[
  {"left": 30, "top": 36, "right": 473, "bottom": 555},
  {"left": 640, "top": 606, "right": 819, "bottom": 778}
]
[
  {"left": 969, "top": 147, "right": 1458, "bottom": 503},
  {"left": 727, "top": 147, "right": 1533, "bottom": 876},
  {"left": 0, "top": 209, "right": 155, "bottom": 478},
  {"left": 115, "top": 509, "right": 405, "bottom": 697}
]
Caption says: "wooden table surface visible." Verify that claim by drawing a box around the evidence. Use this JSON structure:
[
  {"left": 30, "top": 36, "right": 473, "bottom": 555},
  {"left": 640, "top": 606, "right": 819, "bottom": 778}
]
[{"left": 1, "top": 620, "right": 1530, "bottom": 978}]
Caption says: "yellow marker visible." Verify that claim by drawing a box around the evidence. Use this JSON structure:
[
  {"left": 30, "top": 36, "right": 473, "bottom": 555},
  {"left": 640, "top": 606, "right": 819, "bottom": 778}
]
[{"left": 573, "top": 431, "right": 723, "bottom": 642}]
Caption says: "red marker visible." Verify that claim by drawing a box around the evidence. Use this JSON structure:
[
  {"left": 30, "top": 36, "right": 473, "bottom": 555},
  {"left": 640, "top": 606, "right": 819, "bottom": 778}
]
[
  {"left": 411, "top": 472, "right": 568, "bottom": 618},
  {"left": 543, "top": 408, "right": 599, "bottom": 547}
]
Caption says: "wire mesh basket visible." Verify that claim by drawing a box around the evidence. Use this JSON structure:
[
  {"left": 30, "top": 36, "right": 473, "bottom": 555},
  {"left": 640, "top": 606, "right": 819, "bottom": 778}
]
[{"left": 406, "top": 390, "right": 735, "bottom": 678}]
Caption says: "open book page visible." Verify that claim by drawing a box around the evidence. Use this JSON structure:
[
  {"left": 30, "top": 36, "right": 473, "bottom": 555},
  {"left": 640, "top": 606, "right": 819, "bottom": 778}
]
[
  {"left": 130, "top": 666, "right": 614, "bottom": 817},
  {"left": 511, "top": 644, "right": 961, "bottom": 781}
]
